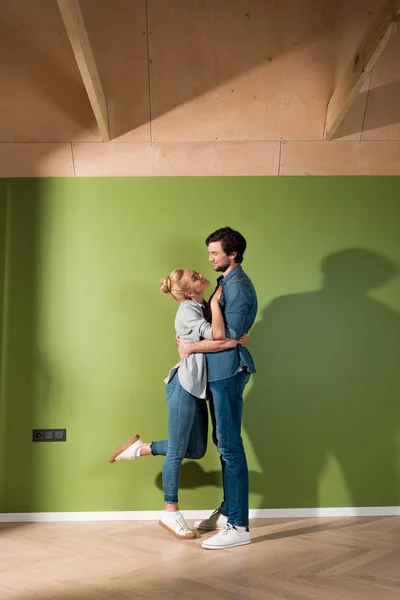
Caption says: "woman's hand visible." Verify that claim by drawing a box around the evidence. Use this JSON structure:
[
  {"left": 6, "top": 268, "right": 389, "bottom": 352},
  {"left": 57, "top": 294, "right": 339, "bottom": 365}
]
[
  {"left": 211, "top": 286, "right": 223, "bottom": 305},
  {"left": 176, "top": 338, "right": 194, "bottom": 360},
  {"left": 239, "top": 333, "right": 249, "bottom": 346}
]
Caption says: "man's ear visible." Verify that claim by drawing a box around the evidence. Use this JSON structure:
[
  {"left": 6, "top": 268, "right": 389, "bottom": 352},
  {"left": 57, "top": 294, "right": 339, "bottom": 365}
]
[{"left": 229, "top": 251, "right": 237, "bottom": 262}]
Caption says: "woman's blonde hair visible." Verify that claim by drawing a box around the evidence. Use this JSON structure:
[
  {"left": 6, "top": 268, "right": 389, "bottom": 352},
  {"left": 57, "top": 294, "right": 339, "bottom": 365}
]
[{"left": 160, "top": 269, "right": 191, "bottom": 302}]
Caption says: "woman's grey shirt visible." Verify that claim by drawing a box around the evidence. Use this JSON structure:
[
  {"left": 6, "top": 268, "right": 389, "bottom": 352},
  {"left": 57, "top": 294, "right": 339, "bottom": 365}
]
[{"left": 164, "top": 299, "right": 213, "bottom": 399}]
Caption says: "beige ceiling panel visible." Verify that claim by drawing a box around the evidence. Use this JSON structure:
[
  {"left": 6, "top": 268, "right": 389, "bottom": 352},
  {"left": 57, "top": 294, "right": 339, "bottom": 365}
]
[
  {"left": 280, "top": 141, "right": 400, "bottom": 174},
  {"left": 0, "top": 1, "right": 100, "bottom": 142},
  {"left": 0, "top": 143, "right": 74, "bottom": 176},
  {"left": 72, "top": 141, "right": 280, "bottom": 176},
  {"left": 81, "top": 0, "right": 150, "bottom": 141},
  {"left": 362, "top": 33, "right": 400, "bottom": 140},
  {"left": 148, "top": 0, "right": 333, "bottom": 142},
  {"left": 329, "top": 0, "right": 380, "bottom": 140},
  {"left": 330, "top": 77, "right": 371, "bottom": 141},
  {"left": 333, "top": 0, "right": 381, "bottom": 84}
]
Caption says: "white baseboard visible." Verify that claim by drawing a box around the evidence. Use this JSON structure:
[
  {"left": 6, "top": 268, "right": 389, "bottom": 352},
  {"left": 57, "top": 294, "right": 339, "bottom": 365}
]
[{"left": 1, "top": 506, "right": 400, "bottom": 523}]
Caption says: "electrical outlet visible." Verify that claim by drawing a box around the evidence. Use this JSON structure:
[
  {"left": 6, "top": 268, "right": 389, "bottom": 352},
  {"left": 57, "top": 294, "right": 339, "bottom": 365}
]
[{"left": 32, "top": 429, "right": 67, "bottom": 442}]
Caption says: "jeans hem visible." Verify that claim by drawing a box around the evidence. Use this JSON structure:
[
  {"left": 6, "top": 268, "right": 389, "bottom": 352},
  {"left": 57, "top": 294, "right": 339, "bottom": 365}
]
[{"left": 164, "top": 495, "right": 179, "bottom": 504}]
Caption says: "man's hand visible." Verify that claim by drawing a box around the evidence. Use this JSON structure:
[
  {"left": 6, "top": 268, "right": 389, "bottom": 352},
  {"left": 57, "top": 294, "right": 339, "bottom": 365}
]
[{"left": 176, "top": 337, "right": 194, "bottom": 360}]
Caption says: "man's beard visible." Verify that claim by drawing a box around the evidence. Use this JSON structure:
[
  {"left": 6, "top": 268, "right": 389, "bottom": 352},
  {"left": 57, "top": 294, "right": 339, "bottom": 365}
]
[{"left": 214, "top": 262, "right": 230, "bottom": 273}]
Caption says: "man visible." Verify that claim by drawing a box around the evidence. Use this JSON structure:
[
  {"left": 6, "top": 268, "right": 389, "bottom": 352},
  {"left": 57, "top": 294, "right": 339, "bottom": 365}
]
[{"left": 178, "top": 227, "right": 258, "bottom": 549}]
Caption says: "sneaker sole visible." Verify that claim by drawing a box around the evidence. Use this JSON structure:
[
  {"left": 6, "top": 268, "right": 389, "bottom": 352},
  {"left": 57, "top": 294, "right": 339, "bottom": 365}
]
[
  {"left": 108, "top": 434, "right": 140, "bottom": 463},
  {"left": 201, "top": 539, "right": 251, "bottom": 550},
  {"left": 158, "top": 519, "right": 197, "bottom": 540}
]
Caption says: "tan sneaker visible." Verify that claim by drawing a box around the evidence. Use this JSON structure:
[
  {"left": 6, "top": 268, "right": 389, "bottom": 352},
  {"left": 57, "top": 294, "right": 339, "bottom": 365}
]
[
  {"left": 159, "top": 512, "right": 197, "bottom": 540},
  {"left": 108, "top": 434, "right": 144, "bottom": 463}
]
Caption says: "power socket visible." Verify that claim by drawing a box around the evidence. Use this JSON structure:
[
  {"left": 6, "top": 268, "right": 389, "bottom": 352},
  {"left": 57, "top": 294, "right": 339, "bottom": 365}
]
[{"left": 32, "top": 429, "right": 67, "bottom": 442}]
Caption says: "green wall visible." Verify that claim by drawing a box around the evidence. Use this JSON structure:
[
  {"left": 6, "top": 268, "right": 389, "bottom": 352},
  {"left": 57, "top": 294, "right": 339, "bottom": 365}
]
[
  {"left": 1, "top": 177, "right": 400, "bottom": 513},
  {"left": 0, "top": 181, "right": 9, "bottom": 509}
]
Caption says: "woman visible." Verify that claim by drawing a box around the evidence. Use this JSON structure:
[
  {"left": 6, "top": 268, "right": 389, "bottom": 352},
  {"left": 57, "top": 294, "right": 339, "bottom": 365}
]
[{"left": 108, "top": 268, "right": 244, "bottom": 540}]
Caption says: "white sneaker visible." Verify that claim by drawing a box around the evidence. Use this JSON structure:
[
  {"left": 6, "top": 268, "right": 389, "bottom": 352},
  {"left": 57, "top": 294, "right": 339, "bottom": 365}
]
[
  {"left": 201, "top": 523, "right": 251, "bottom": 549},
  {"left": 108, "top": 434, "right": 145, "bottom": 463},
  {"left": 194, "top": 508, "right": 228, "bottom": 530},
  {"left": 159, "top": 512, "right": 197, "bottom": 540}
]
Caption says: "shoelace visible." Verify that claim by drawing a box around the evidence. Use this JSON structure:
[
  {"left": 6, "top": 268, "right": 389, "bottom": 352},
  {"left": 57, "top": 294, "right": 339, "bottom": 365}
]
[
  {"left": 221, "top": 523, "right": 234, "bottom": 536},
  {"left": 174, "top": 514, "right": 191, "bottom": 533}
]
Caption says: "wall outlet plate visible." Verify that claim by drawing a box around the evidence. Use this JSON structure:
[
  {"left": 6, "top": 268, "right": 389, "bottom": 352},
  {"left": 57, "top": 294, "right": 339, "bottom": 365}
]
[{"left": 32, "top": 429, "right": 67, "bottom": 442}]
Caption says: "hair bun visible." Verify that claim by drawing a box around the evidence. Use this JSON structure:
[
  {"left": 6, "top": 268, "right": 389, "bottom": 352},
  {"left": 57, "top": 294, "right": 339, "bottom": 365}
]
[{"left": 160, "top": 275, "right": 172, "bottom": 294}]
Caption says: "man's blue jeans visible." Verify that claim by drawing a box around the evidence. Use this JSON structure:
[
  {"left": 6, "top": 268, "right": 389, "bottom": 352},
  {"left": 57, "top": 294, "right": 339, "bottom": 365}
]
[
  {"left": 208, "top": 371, "right": 250, "bottom": 528},
  {"left": 151, "top": 372, "right": 208, "bottom": 503}
]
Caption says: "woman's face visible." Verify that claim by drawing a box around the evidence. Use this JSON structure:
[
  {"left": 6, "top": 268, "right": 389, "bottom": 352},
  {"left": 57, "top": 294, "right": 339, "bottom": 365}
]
[{"left": 182, "top": 269, "right": 210, "bottom": 298}]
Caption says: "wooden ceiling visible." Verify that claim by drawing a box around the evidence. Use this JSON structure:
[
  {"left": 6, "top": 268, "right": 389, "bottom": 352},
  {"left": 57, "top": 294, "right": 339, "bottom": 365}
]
[
  {"left": 1, "top": 1, "right": 399, "bottom": 177},
  {"left": 1, "top": 0, "right": 399, "bottom": 144}
]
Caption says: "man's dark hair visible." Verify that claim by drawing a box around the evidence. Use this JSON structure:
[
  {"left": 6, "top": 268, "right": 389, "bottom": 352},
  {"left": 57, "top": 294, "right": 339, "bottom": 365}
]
[{"left": 205, "top": 227, "right": 247, "bottom": 264}]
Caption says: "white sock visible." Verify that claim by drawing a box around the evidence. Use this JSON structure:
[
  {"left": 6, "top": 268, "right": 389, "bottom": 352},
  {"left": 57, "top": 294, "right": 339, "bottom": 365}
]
[
  {"left": 233, "top": 525, "right": 247, "bottom": 533},
  {"left": 163, "top": 509, "right": 180, "bottom": 521}
]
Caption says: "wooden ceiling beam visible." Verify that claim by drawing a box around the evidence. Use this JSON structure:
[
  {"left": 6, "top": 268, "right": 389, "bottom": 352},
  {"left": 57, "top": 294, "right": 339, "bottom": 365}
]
[
  {"left": 57, "top": 0, "right": 110, "bottom": 141},
  {"left": 325, "top": 0, "right": 400, "bottom": 140}
]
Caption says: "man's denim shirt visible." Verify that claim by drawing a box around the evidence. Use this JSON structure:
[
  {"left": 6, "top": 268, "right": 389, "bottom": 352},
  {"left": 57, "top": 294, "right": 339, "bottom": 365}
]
[{"left": 206, "top": 265, "right": 258, "bottom": 382}]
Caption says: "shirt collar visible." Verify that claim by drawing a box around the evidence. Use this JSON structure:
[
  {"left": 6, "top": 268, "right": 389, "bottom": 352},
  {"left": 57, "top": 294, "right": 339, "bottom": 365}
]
[
  {"left": 217, "top": 264, "right": 242, "bottom": 286},
  {"left": 190, "top": 299, "right": 204, "bottom": 308}
]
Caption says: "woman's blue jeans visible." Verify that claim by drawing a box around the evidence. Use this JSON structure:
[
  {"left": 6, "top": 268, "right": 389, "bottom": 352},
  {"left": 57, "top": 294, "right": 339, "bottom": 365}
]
[{"left": 151, "top": 372, "right": 208, "bottom": 503}]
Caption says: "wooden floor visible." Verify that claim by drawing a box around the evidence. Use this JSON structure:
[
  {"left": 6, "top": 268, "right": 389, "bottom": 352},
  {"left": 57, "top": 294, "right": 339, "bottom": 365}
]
[{"left": 1, "top": 517, "right": 400, "bottom": 600}]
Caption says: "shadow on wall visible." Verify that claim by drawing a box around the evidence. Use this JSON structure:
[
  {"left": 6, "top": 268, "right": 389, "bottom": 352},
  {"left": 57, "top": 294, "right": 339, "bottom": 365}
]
[
  {"left": 244, "top": 247, "right": 400, "bottom": 508},
  {"left": 0, "top": 182, "right": 7, "bottom": 514},
  {"left": 0, "top": 181, "right": 42, "bottom": 525},
  {"left": 173, "top": 248, "right": 400, "bottom": 509}
]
